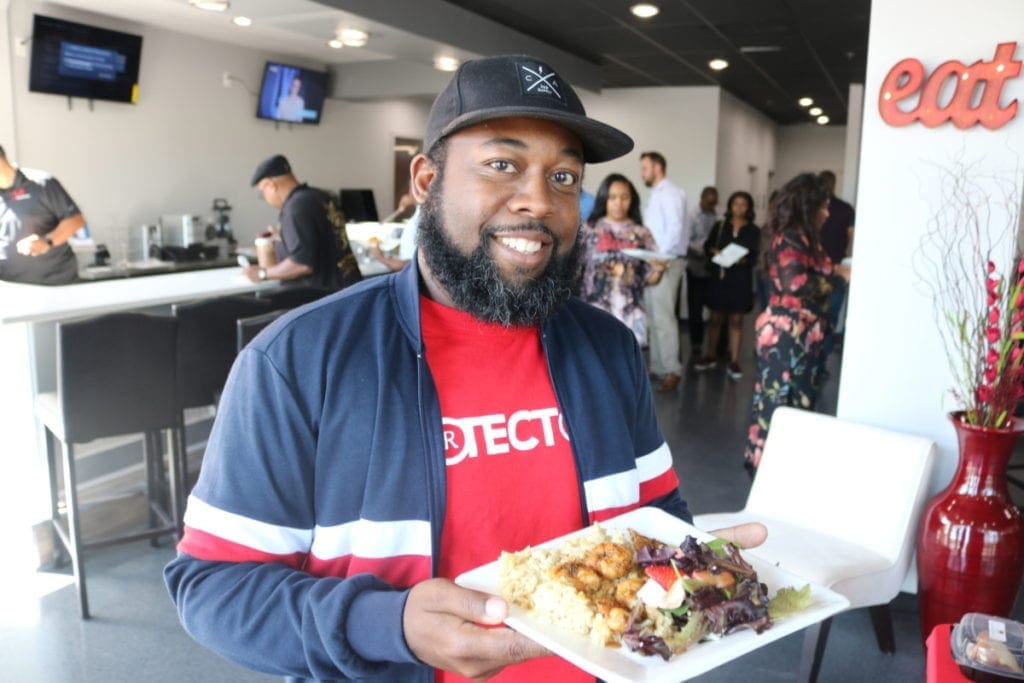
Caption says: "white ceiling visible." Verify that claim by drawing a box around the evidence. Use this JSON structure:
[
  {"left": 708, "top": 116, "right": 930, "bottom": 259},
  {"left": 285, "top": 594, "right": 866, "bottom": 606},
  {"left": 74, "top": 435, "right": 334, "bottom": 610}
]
[{"left": 51, "top": 0, "right": 479, "bottom": 70}]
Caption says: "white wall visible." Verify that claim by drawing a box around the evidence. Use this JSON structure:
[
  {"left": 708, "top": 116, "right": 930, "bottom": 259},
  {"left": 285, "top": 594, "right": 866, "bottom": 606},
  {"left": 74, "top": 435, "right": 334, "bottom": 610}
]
[
  {"left": 838, "top": 0, "right": 1024, "bottom": 495},
  {"left": 773, "top": 123, "right": 847, "bottom": 197},
  {"left": 580, "top": 86, "right": 721, "bottom": 214},
  {"left": 842, "top": 83, "right": 865, "bottom": 204},
  {"left": 715, "top": 91, "right": 777, "bottom": 215},
  {"left": 6, "top": 1, "right": 431, "bottom": 255}
]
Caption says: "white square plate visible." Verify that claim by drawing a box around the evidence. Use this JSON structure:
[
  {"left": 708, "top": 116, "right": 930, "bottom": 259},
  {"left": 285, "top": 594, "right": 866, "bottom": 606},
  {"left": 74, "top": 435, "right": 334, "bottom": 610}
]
[
  {"left": 454, "top": 507, "right": 850, "bottom": 683},
  {"left": 620, "top": 248, "right": 678, "bottom": 261}
]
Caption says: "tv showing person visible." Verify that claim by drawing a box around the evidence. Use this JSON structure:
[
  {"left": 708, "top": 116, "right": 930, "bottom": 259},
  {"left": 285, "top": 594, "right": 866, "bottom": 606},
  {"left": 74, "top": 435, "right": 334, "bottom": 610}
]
[{"left": 276, "top": 75, "right": 305, "bottom": 122}]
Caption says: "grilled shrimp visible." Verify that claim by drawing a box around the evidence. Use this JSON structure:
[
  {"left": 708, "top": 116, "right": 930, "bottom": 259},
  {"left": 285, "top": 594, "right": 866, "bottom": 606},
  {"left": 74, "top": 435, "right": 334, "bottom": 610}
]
[
  {"left": 614, "top": 576, "right": 647, "bottom": 606},
  {"left": 551, "top": 561, "right": 602, "bottom": 593},
  {"left": 594, "top": 598, "right": 631, "bottom": 633},
  {"left": 585, "top": 542, "right": 634, "bottom": 579}
]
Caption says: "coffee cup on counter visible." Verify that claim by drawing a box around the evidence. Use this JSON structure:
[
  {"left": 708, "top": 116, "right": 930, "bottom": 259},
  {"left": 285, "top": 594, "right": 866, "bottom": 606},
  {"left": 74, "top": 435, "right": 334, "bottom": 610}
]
[{"left": 254, "top": 236, "right": 277, "bottom": 268}]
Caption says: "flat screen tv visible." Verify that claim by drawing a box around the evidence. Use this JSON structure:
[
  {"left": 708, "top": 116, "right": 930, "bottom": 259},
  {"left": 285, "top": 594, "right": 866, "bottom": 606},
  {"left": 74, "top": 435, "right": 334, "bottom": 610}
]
[
  {"left": 257, "top": 62, "right": 328, "bottom": 125},
  {"left": 29, "top": 14, "right": 143, "bottom": 104}
]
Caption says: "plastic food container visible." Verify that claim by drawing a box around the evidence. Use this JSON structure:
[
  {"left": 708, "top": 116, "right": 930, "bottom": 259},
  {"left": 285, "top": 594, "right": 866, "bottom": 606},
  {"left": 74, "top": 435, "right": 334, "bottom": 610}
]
[{"left": 951, "top": 613, "right": 1024, "bottom": 682}]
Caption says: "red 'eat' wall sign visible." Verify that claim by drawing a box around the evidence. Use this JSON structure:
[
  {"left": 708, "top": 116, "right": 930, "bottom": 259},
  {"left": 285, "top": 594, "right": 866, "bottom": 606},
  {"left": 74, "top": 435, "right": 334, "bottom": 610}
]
[{"left": 878, "top": 42, "right": 1021, "bottom": 130}]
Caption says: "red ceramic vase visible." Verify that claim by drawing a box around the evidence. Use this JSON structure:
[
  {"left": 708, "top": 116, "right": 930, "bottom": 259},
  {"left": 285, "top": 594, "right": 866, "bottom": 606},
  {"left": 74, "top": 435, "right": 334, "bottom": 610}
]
[{"left": 917, "top": 412, "right": 1024, "bottom": 640}]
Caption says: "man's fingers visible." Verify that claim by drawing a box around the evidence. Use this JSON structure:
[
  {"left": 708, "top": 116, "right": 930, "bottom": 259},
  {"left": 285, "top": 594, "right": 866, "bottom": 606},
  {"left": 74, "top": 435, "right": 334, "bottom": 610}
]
[{"left": 710, "top": 522, "right": 767, "bottom": 549}]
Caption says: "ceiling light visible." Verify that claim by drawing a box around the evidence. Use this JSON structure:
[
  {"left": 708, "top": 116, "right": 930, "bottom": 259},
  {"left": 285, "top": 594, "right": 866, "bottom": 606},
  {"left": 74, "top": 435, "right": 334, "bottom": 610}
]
[
  {"left": 630, "top": 3, "right": 660, "bottom": 19},
  {"left": 798, "top": 96, "right": 813, "bottom": 107},
  {"left": 708, "top": 58, "right": 729, "bottom": 71},
  {"left": 339, "top": 28, "right": 368, "bottom": 47},
  {"left": 816, "top": 115, "right": 830, "bottom": 125},
  {"left": 327, "top": 39, "right": 344, "bottom": 49},
  {"left": 434, "top": 56, "right": 460, "bottom": 72},
  {"left": 189, "top": 0, "right": 230, "bottom": 11},
  {"left": 232, "top": 16, "right": 251, "bottom": 27},
  {"left": 739, "top": 45, "right": 782, "bottom": 53},
  {"left": 809, "top": 106, "right": 823, "bottom": 116}
]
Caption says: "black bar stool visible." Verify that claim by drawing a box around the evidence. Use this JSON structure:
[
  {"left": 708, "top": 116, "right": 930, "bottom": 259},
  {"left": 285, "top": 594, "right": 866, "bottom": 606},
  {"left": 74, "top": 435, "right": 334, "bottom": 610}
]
[
  {"left": 34, "top": 312, "right": 183, "bottom": 619},
  {"left": 236, "top": 309, "right": 288, "bottom": 353},
  {"left": 255, "top": 285, "right": 332, "bottom": 310},
  {"left": 171, "top": 295, "right": 274, "bottom": 507}
]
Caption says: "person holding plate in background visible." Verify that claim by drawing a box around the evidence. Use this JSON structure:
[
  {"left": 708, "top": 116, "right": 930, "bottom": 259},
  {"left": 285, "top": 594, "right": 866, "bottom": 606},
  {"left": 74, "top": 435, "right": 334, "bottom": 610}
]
[
  {"left": 579, "top": 173, "right": 665, "bottom": 346},
  {"left": 695, "top": 191, "right": 760, "bottom": 380}
]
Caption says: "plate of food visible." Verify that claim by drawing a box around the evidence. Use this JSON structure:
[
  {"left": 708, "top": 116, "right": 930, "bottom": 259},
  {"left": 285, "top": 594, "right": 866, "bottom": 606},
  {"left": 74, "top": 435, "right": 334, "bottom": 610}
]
[
  {"left": 455, "top": 507, "right": 849, "bottom": 683},
  {"left": 620, "top": 248, "right": 677, "bottom": 261}
]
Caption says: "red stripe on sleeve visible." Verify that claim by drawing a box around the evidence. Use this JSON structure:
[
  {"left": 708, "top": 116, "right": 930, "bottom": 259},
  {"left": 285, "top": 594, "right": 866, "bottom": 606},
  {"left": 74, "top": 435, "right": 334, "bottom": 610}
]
[
  {"left": 178, "top": 526, "right": 306, "bottom": 570},
  {"left": 640, "top": 466, "right": 680, "bottom": 504},
  {"left": 588, "top": 502, "right": 641, "bottom": 524},
  {"left": 304, "top": 554, "right": 432, "bottom": 587}
]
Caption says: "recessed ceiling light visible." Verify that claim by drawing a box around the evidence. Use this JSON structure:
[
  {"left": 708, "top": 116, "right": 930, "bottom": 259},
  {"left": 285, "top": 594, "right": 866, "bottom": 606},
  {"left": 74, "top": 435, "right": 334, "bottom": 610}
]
[
  {"left": 232, "top": 16, "right": 251, "bottom": 27},
  {"left": 189, "top": 0, "right": 229, "bottom": 11},
  {"left": 339, "top": 28, "right": 368, "bottom": 47},
  {"left": 798, "top": 96, "right": 813, "bottom": 107},
  {"left": 809, "top": 106, "right": 823, "bottom": 116},
  {"left": 816, "top": 115, "right": 830, "bottom": 125},
  {"left": 630, "top": 3, "right": 660, "bottom": 19},
  {"left": 327, "top": 39, "right": 343, "bottom": 49},
  {"left": 434, "top": 56, "right": 460, "bottom": 72},
  {"left": 708, "top": 58, "right": 729, "bottom": 71}
]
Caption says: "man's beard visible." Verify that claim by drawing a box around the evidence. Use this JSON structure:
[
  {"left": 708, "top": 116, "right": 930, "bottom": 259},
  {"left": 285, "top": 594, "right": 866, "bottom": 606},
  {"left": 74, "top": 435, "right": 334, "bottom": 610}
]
[{"left": 418, "top": 179, "right": 582, "bottom": 327}]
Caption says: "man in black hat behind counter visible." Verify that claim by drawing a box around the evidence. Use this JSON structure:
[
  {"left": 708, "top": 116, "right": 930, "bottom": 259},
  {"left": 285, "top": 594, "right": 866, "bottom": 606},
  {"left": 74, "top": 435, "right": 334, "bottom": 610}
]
[
  {"left": 245, "top": 154, "right": 361, "bottom": 290},
  {"left": 168, "top": 54, "right": 763, "bottom": 682}
]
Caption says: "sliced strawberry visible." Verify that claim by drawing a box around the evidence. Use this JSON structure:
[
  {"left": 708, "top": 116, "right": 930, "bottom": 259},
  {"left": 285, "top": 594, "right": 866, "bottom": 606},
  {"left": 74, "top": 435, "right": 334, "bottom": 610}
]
[{"left": 643, "top": 564, "right": 680, "bottom": 591}]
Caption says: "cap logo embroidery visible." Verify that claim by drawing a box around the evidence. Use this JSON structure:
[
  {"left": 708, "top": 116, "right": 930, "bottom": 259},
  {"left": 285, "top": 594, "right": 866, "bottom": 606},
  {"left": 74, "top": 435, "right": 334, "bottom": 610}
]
[{"left": 518, "top": 63, "right": 562, "bottom": 101}]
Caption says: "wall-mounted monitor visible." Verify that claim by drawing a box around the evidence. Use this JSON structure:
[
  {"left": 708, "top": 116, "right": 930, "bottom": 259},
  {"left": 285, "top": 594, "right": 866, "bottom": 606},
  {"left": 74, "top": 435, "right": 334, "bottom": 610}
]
[
  {"left": 256, "top": 62, "right": 328, "bottom": 125},
  {"left": 29, "top": 14, "right": 143, "bottom": 104}
]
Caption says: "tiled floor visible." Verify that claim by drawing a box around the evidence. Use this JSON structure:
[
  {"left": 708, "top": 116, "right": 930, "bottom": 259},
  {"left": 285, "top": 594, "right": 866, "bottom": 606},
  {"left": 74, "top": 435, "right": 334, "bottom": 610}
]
[{"left": 2, "top": 329, "right": 1022, "bottom": 682}]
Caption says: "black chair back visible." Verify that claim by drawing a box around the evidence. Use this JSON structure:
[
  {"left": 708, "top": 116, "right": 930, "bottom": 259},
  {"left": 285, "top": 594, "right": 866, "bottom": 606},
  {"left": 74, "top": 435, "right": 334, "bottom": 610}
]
[
  {"left": 256, "top": 286, "right": 331, "bottom": 310},
  {"left": 237, "top": 309, "right": 288, "bottom": 353},
  {"left": 57, "top": 312, "right": 178, "bottom": 444},
  {"left": 172, "top": 296, "right": 273, "bottom": 409}
]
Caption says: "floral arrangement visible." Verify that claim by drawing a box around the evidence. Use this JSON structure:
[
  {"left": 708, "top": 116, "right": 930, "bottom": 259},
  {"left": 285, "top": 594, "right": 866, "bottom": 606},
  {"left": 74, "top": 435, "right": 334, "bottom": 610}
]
[{"left": 916, "top": 156, "right": 1024, "bottom": 429}]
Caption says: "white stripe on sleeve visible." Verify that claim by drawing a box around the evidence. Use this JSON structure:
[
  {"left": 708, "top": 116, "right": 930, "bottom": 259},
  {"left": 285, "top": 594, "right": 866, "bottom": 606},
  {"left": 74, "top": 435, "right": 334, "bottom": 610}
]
[{"left": 184, "top": 495, "right": 313, "bottom": 554}]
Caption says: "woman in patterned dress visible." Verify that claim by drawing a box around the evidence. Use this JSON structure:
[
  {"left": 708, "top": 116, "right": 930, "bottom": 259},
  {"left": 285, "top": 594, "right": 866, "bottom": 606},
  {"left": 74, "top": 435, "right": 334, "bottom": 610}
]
[
  {"left": 744, "top": 174, "right": 851, "bottom": 476},
  {"left": 579, "top": 174, "right": 666, "bottom": 345}
]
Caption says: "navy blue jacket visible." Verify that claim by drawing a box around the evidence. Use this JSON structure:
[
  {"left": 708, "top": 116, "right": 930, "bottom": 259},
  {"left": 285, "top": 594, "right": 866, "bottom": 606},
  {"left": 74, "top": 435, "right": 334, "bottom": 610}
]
[{"left": 165, "top": 259, "right": 690, "bottom": 682}]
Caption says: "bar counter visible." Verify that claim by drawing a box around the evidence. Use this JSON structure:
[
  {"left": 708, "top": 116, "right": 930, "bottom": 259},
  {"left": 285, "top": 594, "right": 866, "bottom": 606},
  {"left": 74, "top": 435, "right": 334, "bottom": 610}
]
[{"left": 0, "top": 267, "right": 280, "bottom": 540}]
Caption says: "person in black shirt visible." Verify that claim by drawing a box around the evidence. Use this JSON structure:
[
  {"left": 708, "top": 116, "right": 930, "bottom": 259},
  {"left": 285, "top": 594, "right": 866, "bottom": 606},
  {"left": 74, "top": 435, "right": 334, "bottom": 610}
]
[
  {"left": 245, "top": 154, "right": 362, "bottom": 290},
  {"left": 816, "top": 170, "right": 855, "bottom": 387},
  {"left": 0, "top": 144, "right": 85, "bottom": 285}
]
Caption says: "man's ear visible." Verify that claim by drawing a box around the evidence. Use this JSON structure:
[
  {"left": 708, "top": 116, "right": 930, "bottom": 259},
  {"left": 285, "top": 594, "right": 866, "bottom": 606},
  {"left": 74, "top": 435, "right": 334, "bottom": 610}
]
[{"left": 409, "top": 154, "right": 437, "bottom": 205}]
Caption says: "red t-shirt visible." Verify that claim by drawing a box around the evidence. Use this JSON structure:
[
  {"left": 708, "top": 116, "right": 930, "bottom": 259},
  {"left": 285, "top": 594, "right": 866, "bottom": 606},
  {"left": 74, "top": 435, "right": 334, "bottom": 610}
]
[{"left": 421, "top": 296, "right": 594, "bottom": 683}]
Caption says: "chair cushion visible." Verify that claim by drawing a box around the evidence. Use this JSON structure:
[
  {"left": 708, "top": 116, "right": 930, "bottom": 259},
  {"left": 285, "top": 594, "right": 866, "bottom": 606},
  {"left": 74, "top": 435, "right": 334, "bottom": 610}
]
[{"left": 694, "top": 511, "right": 896, "bottom": 609}]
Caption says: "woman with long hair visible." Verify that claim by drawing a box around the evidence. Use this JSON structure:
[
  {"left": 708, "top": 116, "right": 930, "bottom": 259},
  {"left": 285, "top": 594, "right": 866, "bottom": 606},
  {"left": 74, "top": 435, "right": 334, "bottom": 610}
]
[
  {"left": 695, "top": 191, "right": 760, "bottom": 380},
  {"left": 744, "top": 174, "right": 851, "bottom": 475},
  {"left": 579, "top": 173, "right": 665, "bottom": 345}
]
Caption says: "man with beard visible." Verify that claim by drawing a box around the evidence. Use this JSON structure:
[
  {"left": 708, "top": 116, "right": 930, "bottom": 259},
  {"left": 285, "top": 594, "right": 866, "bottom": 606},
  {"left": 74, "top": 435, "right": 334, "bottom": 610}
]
[{"left": 166, "top": 55, "right": 763, "bottom": 683}]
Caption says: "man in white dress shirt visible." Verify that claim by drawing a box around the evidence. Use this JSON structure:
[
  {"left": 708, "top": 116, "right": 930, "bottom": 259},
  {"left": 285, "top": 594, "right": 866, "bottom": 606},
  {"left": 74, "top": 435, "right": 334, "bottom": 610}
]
[{"left": 640, "top": 151, "right": 688, "bottom": 392}]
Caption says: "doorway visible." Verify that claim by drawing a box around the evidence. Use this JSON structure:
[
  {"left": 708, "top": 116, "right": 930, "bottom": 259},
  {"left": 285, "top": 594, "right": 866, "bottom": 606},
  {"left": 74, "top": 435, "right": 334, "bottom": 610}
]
[{"left": 393, "top": 137, "right": 421, "bottom": 212}]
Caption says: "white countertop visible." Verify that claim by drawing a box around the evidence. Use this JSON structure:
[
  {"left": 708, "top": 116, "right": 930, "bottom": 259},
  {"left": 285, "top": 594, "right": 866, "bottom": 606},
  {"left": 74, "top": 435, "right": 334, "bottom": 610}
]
[{"left": 0, "top": 267, "right": 279, "bottom": 325}]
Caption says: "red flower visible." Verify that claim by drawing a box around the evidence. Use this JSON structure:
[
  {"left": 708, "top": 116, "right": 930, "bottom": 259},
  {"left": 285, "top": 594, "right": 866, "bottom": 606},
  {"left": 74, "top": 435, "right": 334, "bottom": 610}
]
[
  {"left": 988, "top": 261, "right": 997, "bottom": 274},
  {"left": 977, "top": 385, "right": 993, "bottom": 403},
  {"left": 987, "top": 348, "right": 1000, "bottom": 365},
  {"left": 789, "top": 273, "right": 808, "bottom": 291},
  {"left": 989, "top": 308, "right": 1001, "bottom": 325},
  {"left": 757, "top": 324, "right": 780, "bottom": 347},
  {"left": 987, "top": 326, "right": 1001, "bottom": 344}
]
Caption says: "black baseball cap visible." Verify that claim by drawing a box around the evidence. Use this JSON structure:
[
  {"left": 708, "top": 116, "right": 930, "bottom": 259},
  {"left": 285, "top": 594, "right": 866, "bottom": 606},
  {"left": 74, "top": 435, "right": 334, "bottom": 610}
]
[
  {"left": 250, "top": 154, "right": 292, "bottom": 186},
  {"left": 424, "top": 55, "right": 633, "bottom": 163}
]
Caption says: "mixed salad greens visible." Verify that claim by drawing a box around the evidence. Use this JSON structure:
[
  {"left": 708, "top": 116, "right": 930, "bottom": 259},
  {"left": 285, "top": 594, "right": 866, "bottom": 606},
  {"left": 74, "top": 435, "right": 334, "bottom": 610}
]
[{"left": 622, "top": 532, "right": 812, "bottom": 660}]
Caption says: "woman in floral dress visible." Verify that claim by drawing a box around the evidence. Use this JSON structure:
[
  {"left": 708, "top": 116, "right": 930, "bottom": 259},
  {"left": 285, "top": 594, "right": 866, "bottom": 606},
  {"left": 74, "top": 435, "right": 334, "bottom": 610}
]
[
  {"left": 745, "top": 173, "right": 851, "bottom": 476},
  {"left": 580, "top": 174, "right": 665, "bottom": 345}
]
